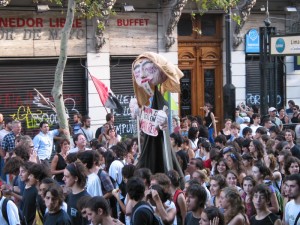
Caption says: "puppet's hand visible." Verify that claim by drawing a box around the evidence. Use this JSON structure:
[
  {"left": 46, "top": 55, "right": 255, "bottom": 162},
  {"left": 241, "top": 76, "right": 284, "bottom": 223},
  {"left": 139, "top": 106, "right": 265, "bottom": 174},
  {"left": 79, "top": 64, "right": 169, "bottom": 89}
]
[
  {"left": 156, "top": 110, "right": 168, "bottom": 130},
  {"left": 129, "top": 98, "right": 140, "bottom": 119}
]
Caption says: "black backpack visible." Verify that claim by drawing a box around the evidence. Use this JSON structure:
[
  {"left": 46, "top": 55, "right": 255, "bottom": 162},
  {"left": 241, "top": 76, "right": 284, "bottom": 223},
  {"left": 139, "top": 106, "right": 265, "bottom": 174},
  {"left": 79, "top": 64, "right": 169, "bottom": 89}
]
[
  {"left": 2, "top": 197, "right": 27, "bottom": 225},
  {"left": 131, "top": 204, "right": 163, "bottom": 225}
]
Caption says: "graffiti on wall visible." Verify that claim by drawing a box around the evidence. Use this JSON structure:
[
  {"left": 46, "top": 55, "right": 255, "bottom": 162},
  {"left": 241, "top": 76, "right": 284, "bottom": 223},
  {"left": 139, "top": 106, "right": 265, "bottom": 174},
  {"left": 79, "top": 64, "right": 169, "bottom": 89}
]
[
  {"left": 9, "top": 89, "right": 80, "bottom": 129},
  {"left": 246, "top": 93, "right": 282, "bottom": 106}
]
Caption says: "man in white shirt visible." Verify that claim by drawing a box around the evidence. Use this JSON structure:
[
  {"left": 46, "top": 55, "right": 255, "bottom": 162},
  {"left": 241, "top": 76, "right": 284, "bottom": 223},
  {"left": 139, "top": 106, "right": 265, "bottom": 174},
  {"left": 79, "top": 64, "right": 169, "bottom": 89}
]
[
  {"left": 250, "top": 113, "right": 261, "bottom": 134},
  {"left": 284, "top": 174, "right": 300, "bottom": 225},
  {"left": 0, "top": 194, "right": 20, "bottom": 225},
  {"left": 33, "top": 121, "right": 65, "bottom": 163}
]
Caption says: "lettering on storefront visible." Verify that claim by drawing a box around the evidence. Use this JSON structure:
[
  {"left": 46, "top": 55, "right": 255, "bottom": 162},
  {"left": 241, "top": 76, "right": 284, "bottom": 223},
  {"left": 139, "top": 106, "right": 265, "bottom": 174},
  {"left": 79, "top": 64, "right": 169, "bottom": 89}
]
[{"left": 0, "top": 12, "right": 86, "bottom": 56}]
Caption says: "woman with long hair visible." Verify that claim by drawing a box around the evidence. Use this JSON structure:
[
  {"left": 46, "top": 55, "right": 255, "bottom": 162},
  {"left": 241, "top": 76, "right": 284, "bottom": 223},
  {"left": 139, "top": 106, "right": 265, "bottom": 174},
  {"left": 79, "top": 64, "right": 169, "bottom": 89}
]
[
  {"left": 249, "top": 140, "right": 266, "bottom": 164},
  {"left": 213, "top": 158, "right": 229, "bottom": 177},
  {"left": 188, "top": 127, "right": 199, "bottom": 154},
  {"left": 51, "top": 139, "right": 69, "bottom": 185},
  {"left": 242, "top": 153, "right": 254, "bottom": 176},
  {"left": 220, "top": 187, "right": 249, "bottom": 225},
  {"left": 225, "top": 152, "right": 246, "bottom": 184},
  {"left": 277, "top": 149, "right": 292, "bottom": 178},
  {"left": 200, "top": 206, "right": 225, "bottom": 225},
  {"left": 106, "top": 126, "right": 120, "bottom": 149},
  {"left": 225, "top": 170, "right": 243, "bottom": 193},
  {"left": 284, "top": 156, "right": 300, "bottom": 176},
  {"left": 202, "top": 103, "right": 217, "bottom": 143},
  {"left": 241, "top": 176, "right": 256, "bottom": 220},
  {"left": 219, "top": 119, "right": 232, "bottom": 141}
]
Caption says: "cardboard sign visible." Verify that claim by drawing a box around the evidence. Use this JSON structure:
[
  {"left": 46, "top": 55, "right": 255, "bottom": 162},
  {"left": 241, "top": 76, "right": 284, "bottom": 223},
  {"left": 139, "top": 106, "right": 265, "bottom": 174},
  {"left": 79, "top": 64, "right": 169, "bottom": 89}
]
[{"left": 140, "top": 106, "right": 159, "bottom": 136}]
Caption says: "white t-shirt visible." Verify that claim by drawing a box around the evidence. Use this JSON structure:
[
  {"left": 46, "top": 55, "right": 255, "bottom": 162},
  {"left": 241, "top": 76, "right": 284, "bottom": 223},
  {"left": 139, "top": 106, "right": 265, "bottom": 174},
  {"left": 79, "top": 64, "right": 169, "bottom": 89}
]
[
  {"left": 153, "top": 200, "right": 177, "bottom": 225},
  {"left": 284, "top": 199, "right": 300, "bottom": 225},
  {"left": 0, "top": 197, "right": 20, "bottom": 225},
  {"left": 87, "top": 173, "right": 103, "bottom": 197},
  {"left": 250, "top": 124, "right": 261, "bottom": 134},
  {"left": 109, "top": 160, "right": 125, "bottom": 185}
]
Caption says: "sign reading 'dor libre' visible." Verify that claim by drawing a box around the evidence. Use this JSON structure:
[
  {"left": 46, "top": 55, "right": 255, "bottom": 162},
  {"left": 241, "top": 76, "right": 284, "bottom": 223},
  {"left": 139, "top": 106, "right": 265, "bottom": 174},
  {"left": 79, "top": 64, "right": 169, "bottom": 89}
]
[
  {"left": 0, "top": 11, "right": 86, "bottom": 57},
  {"left": 107, "top": 13, "right": 157, "bottom": 55},
  {"left": 271, "top": 34, "right": 300, "bottom": 56}
]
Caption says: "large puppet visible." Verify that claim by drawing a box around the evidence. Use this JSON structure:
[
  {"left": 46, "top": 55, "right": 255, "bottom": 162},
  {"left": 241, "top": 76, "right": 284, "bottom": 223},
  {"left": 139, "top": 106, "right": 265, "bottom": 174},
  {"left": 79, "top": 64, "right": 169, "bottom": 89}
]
[{"left": 131, "top": 52, "right": 184, "bottom": 178}]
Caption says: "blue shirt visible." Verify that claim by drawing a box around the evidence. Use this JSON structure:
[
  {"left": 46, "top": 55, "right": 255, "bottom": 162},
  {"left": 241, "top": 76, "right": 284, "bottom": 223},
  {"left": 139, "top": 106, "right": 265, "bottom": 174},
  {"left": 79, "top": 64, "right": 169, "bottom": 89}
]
[
  {"left": 1, "top": 132, "right": 16, "bottom": 153},
  {"left": 33, "top": 129, "right": 59, "bottom": 160}
]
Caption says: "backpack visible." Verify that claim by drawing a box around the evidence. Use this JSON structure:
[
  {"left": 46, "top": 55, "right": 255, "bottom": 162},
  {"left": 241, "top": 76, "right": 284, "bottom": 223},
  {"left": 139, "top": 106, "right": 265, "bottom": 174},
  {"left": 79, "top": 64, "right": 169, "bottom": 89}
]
[
  {"left": 2, "top": 197, "right": 27, "bottom": 225},
  {"left": 131, "top": 204, "right": 164, "bottom": 225}
]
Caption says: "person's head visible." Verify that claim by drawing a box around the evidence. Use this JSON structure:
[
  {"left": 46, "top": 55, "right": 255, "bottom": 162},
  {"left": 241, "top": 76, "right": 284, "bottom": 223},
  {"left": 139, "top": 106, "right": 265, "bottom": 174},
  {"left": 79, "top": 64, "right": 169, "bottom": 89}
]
[
  {"left": 214, "top": 135, "right": 227, "bottom": 148},
  {"left": 150, "top": 173, "right": 171, "bottom": 194},
  {"left": 285, "top": 129, "right": 295, "bottom": 142},
  {"left": 242, "top": 176, "right": 256, "bottom": 194},
  {"left": 170, "top": 132, "right": 183, "bottom": 148},
  {"left": 44, "top": 184, "right": 65, "bottom": 213},
  {"left": 224, "top": 119, "right": 232, "bottom": 128},
  {"left": 133, "top": 168, "right": 152, "bottom": 188},
  {"left": 269, "top": 126, "right": 280, "bottom": 139},
  {"left": 200, "top": 206, "right": 225, "bottom": 225},
  {"left": 187, "top": 158, "right": 203, "bottom": 175},
  {"left": 149, "top": 184, "right": 171, "bottom": 205},
  {"left": 39, "top": 121, "right": 49, "bottom": 134},
  {"left": 192, "top": 169, "right": 208, "bottom": 185},
  {"left": 111, "top": 142, "right": 127, "bottom": 159},
  {"left": 3, "top": 117, "right": 13, "bottom": 130},
  {"left": 251, "top": 184, "right": 271, "bottom": 211},
  {"left": 130, "top": 137, "right": 138, "bottom": 155},
  {"left": 122, "top": 164, "right": 136, "bottom": 181},
  {"left": 166, "top": 170, "right": 181, "bottom": 188},
  {"left": 58, "top": 138, "right": 70, "bottom": 154},
  {"left": 63, "top": 161, "right": 88, "bottom": 189},
  {"left": 127, "top": 177, "right": 145, "bottom": 201},
  {"left": 73, "top": 133, "right": 87, "bottom": 148},
  {"left": 249, "top": 140, "right": 264, "bottom": 160},
  {"left": 77, "top": 150, "right": 96, "bottom": 170},
  {"left": 252, "top": 162, "right": 272, "bottom": 182},
  {"left": 268, "top": 107, "right": 277, "bottom": 117},
  {"left": 73, "top": 113, "right": 82, "bottom": 123},
  {"left": 263, "top": 118, "right": 273, "bottom": 129},
  {"left": 186, "top": 183, "right": 207, "bottom": 212},
  {"left": 284, "top": 156, "right": 300, "bottom": 176},
  {"left": 12, "top": 120, "right": 22, "bottom": 135},
  {"left": 19, "top": 161, "right": 35, "bottom": 183},
  {"left": 215, "top": 159, "right": 229, "bottom": 175},
  {"left": 106, "top": 113, "right": 114, "bottom": 123},
  {"left": 252, "top": 113, "right": 261, "bottom": 124},
  {"left": 172, "top": 116, "right": 180, "bottom": 128},
  {"left": 230, "top": 122, "right": 240, "bottom": 136},
  {"left": 188, "top": 127, "right": 199, "bottom": 140},
  {"left": 106, "top": 126, "right": 117, "bottom": 138},
  {"left": 242, "top": 127, "right": 252, "bottom": 139},
  {"left": 288, "top": 100, "right": 296, "bottom": 109},
  {"left": 241, "top": 153, "right": 253, "bottom": 168},
  {"left": 220, "top": 187, "right": 245, "bottom": 222},
  {"left": 255, "top": 127, "right": 267, "bottom": 139},
  {"left": 39, "top": 178, "right": 56, "bottom": 198},
  {"left": 285, "top": 174, "right": 300, "bottom": 199},
  {"left": 235, "top": 108, "right": 240, "bottom": 117},
  {"left": 85, "top": 196, "right": 111, "bottom": 225},
  {"left": 225, "top": 152, "right": 241, "bottom": 171},
  {"left": 82, "top": 115, "right": 91, "bottom": 128},
  {"left": 210, "top": 174, "right": 227, "bottom": 197},
  {"left": 225, "top": 170, "right": 238, "bottom": 187},
  {"left": 28, "top": 163, "right": 51, "bottom": 186},
  {"left": 3, "top": 156, "right": 24, "bottom": 176}
]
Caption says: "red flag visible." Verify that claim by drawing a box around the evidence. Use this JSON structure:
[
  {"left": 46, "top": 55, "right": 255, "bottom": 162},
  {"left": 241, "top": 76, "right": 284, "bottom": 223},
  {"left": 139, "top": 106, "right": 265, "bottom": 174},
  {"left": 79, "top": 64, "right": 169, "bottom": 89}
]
[{"left": 90, "top": 75, "right": 123, "bottom": 112}]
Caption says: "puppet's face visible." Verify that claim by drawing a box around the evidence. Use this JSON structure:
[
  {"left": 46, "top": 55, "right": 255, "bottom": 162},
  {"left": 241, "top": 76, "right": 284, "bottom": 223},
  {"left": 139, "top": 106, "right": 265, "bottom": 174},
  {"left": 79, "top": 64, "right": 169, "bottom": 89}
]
[{"left": 133, "top": 59, "right": 167, "bottom": 95}]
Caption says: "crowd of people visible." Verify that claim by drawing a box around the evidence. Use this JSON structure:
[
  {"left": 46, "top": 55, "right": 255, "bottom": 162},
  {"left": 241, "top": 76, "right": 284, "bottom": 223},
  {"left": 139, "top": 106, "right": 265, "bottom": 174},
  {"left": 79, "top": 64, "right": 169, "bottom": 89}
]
[{"left": 0, "top": 99, "right": 299, "bottom": 225}]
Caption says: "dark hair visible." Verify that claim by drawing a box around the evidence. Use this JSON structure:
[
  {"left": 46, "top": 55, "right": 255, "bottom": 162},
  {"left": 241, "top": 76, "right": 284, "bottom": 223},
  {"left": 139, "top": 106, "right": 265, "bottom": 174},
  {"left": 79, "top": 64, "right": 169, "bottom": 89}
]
[
  {"left": 65, "top": 161, "right": 88, "bottom": 189},
  {"left": 77, "top": 195, "right": 92, "bottom": 211},
  {"left": 286, "top": 174, "right": 300, "bottom": 189},
  {"left": 77, "top": 150, "right": 95, "bottom": 169},
  {"left": 200, "top": 141, "right": 211, "bottom": 153},
  {"left": 73, "top": 133, "right": 85, "bottom": 146},
  {"left": 256, "top": 127, "right": 267, "bottom": 135},
  {"left": 252, "top": 113, "right": 261, "bottom": 120},
  {"left": 242, "top": 153, "right": 253, "bottom": 161},
  {"left": 111, "top": 142, "right": 127, "bottom": 159},
  {"left": 150, "top": 184, "right": 171, "bottom": 203},
  {"left": 188, "top": 127, "right": 199, "bottom": 141},
  {"left": 86, "top": 196, "right": 110, "bottom": 216},
  {"left": 166, "top": 170, "right": 180, "bottom": 188},
  {"left": 106, "top": 113, "right": 114, "bottom": 122},
  {"left": 251, "top": 184, "right": 271, "bottom": 203},
  {"left": 215, "top": 159, "right": 229, "bottom": 175},
  {"left": 253, "top": 162, "right": 273, "bottom": 180},
  {"left": 122, "top": 164, "right": 136, "bottom": 179},
  {"left": 39, "top": 121, "right": 48, "bottom": 128},
  {"left": 66, "top": 153, "right": 78, "bottom": 164},
  {"left": 203, "top": 206, "right": 225, "bottom": 225},
  {"left": 82, "top": 115, "right": 91, "bottom": 124},
  {"left": 211, "top": 174, "right": 227, "bottom": 190},
  {"left": 57, "top": 138, "right": 70, "bottom": 153},
  {"left": 14, "top": 145, "right": 30, "bottom": 161},
  {"left": 251, "top": 140, "right": 264, "bottom": 160},
  {"left": 242, "top": 127, "right": 252, "bottom": 137},
  {"left": 45, "top": 184, "right": 65, "bottom": 207},
  {"left": 3, "top": 157, "right": 24, "bottom": 175},
  {"left": 269, "top": 126, "right": 280, "bottom": 135},
  {"left": 28, "top": 163, "right": 51, "bottom": 181},
  {"left": 214, "top": 135, "right": 227, "bottom": 145},
  {"left": 134, "top": 168, "right": 152, "bottom": 187},
  {"left": 4, "top": 117, "right": 13, "bottom": 126},
  {"left": 222, "top": 187, "right": 245, "bottom": 223},
  {"left": 242, "top": 175, "right": 256, "bottom": 187},
  {"left": 284, "top": 156, "right": 300, "bottom": 175},
  {"left": 190, "top": 158, "right": 204, "bottom": 170},
  {"left": 170, "top": 132, "right": 183, "bottom": 147},
  {"left": 285, "top": 129, "right": 296, "bottom": 139},
  {"left": 186, "top": 183, "right": 207, "bottom": 208},
  {"left": 126, "top": 177, "right": 145, "bottom": 201}
]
